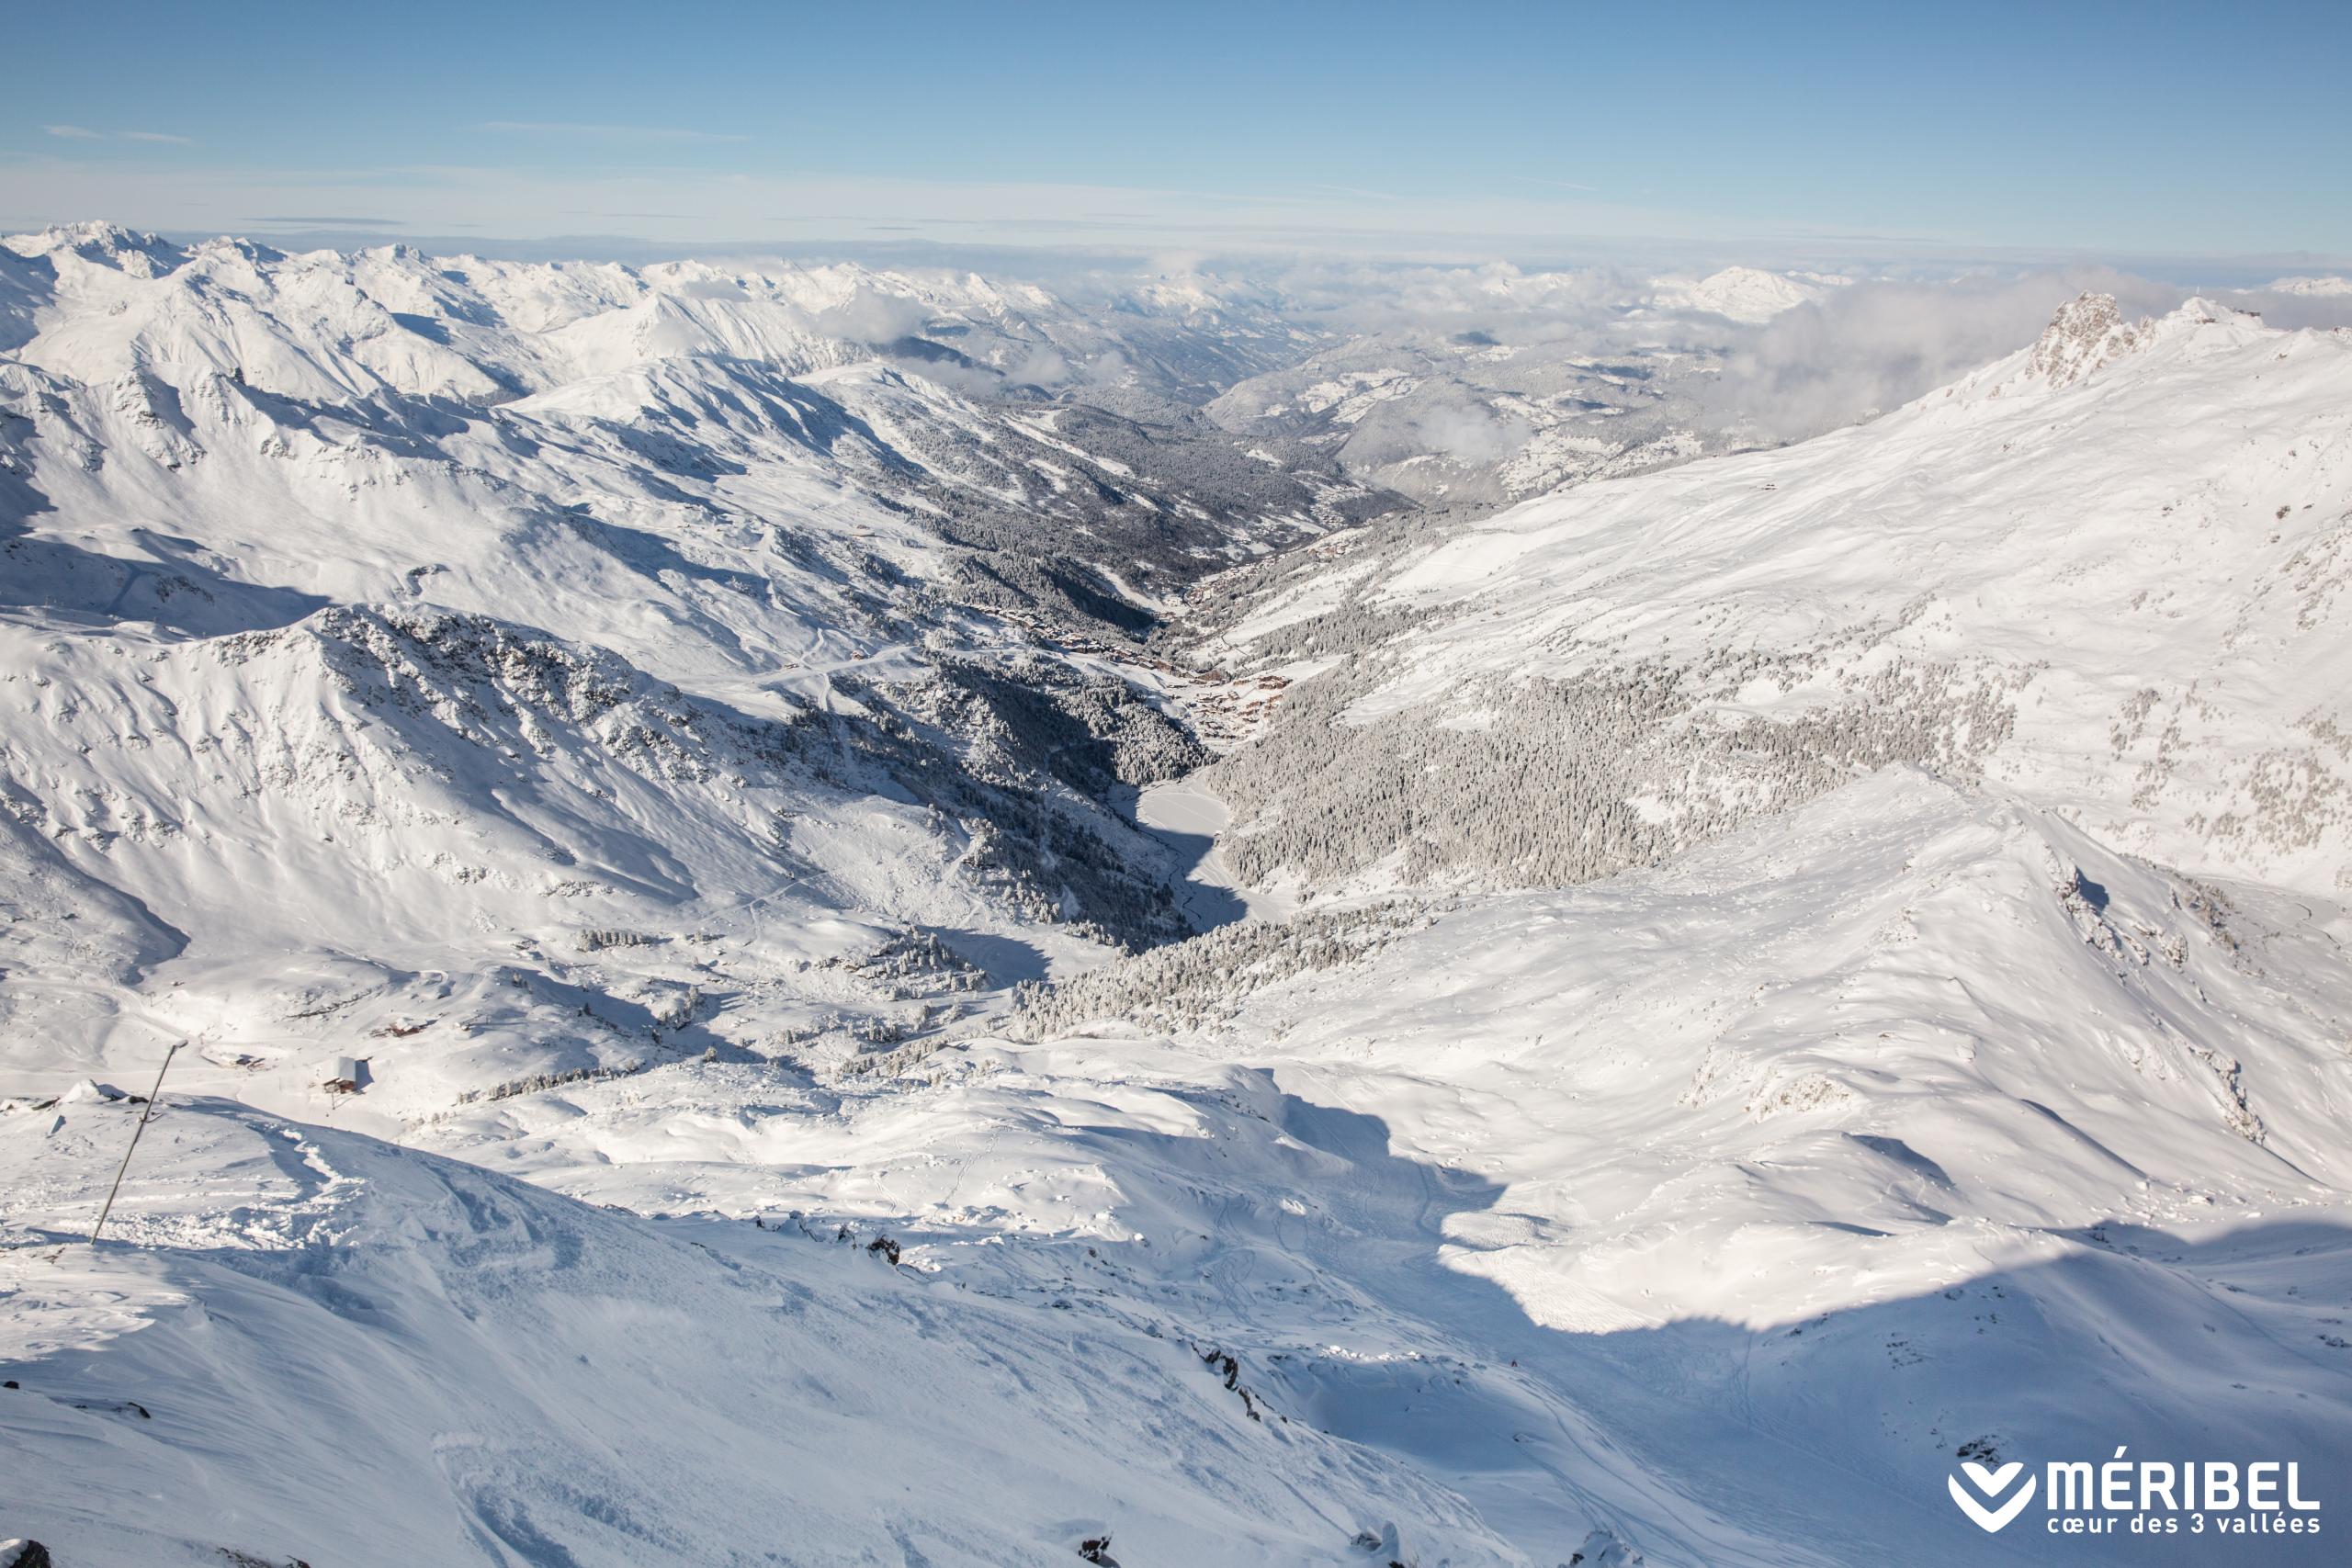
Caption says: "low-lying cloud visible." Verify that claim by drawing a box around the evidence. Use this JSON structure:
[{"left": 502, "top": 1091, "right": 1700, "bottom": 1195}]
[{"left": 1700, "top": 269, "right": 2352, "bottom": 441}]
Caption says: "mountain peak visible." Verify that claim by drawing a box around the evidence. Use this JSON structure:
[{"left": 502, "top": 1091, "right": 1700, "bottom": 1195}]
[
  {"left": 2024, "top": 293, "right": 2274, "bottom": 390},
  {"left": 2026, "top": 291, "right": 2147, "bottom": 386},
  {"left": 1651, "top": 265, "right": 1827, "bottom": 323},
  {"left": 5, "top": 219, "right": 183, "bottom": 276}
]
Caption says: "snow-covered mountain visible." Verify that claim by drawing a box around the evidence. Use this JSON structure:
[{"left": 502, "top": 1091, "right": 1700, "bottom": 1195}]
[
  {"left": 0, "top": 222, "right": 1392, "bottom": 644},
  {"left": 6, "top": 237, "right": 2351, "bottom": 1568},
  {"left": 1001, "top": 294, "right": 2352, "bottom": 1562},
  {"left": 1647, "top": 264, "right": 1849, "bottom": 323},
  {"left": 2265, "top": 274, "right": 2352, "bottom": 298},
  {"left": 1185, "top": 294, "right": 2352, "bottom": 900},
  {"left": 0, "top": 230, "right": 1277, "bottom": 1117}
]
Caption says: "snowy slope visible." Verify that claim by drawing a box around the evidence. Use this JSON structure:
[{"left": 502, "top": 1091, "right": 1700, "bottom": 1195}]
[
  {"left": 373, "top": 769, "right": 2352, "bottom": 1565},
  {"left": 8, "top": 773, "right": 2346, "bottom": 1564},
  {"left": 1188, "top": 296, "right": 2352, "bottom": 899},
  {"left": 0, "top": 1097, "right": 1519, "bottom": 1567},
  {"left": 982, "top": 770, "right": 2352, "bottom": 1564}
]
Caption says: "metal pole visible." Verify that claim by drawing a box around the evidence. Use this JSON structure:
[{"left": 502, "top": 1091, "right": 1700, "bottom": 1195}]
[{"left": 87, "top": 1040, "right": 183, "bottom": 1247}]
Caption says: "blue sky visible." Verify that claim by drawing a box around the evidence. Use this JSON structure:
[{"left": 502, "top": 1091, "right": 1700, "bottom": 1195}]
[{"left": 5, "top": 0, "right": 2346, "bottom": 262}]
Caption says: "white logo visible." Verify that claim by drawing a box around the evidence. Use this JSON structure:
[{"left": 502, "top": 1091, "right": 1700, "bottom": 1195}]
[
  {"left": 1943, "top": 1447, "right": 2323, "bottom": 1540},
  {"left": 1949, "top": 1461, "right": 2037, "bottom": 1533}
]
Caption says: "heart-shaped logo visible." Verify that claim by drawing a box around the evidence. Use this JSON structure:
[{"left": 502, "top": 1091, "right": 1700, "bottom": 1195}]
[{"left": 1949, "top": 1461, "right": 2036, "bottom": 1532}]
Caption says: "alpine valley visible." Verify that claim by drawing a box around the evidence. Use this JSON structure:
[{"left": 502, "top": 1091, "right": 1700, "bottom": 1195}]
[{"left": 4, "top": 222, "right": 2351, "bottom": 1568}]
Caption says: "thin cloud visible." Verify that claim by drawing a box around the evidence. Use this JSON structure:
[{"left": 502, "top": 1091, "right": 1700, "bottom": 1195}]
[
  {"left": 560, "top": 210, "right": 720, "bottom": 220},
  {"left": 41, "top": 125, "right": 192, "bottom": 144},
  {"left": 249, "top": 214, "right": 407, "bottom": 228},
  {"left": 1693, "top": 268, "right": 2190, "bottom": 440},
  {"left": 478, "top": 120, "right": 749, "bottom": 144}
]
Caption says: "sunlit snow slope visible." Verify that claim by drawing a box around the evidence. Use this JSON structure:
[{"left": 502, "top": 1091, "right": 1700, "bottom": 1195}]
[{"left": 1189, "top": 296, "right": 2352, "bottom": 900}]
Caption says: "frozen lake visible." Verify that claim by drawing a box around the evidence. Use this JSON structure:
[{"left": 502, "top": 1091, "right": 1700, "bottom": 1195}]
[{"left": 1134, "top": 780, "right": 1297, "bottom": 929}]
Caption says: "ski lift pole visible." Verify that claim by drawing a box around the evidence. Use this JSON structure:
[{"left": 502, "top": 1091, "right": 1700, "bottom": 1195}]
[{"left": 88, "top": 1040, "right": 184, "bottom": 1247}]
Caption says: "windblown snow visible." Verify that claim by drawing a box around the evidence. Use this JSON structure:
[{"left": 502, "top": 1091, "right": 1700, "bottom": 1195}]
[{"left": 4, "top": 227, "right": 2350, "bottom": 1568}]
